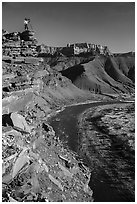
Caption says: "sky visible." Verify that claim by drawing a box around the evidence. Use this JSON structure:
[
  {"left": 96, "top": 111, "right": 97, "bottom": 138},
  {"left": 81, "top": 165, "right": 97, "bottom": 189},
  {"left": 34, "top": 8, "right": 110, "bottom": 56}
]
[{"left": 2, "top": 2, "right": 135, "bottom": 53}]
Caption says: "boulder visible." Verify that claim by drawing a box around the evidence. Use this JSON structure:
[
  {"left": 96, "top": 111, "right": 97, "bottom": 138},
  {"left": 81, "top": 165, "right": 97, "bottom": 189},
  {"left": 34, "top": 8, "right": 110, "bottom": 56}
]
[
  {"left": 24, "top": 57, "right": 39, "bottom": 65},
  {"left": 10, "top": 112, "right": 31, "bottom": 133},
  {"left": 34, "top": 70, "right": 49, "bottom": 79}
]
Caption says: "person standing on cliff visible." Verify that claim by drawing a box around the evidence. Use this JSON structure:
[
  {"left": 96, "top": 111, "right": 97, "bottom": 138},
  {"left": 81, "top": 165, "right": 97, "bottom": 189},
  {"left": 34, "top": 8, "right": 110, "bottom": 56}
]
[{"left": 24, "top": 18, "right": 30, "bottom": 30}]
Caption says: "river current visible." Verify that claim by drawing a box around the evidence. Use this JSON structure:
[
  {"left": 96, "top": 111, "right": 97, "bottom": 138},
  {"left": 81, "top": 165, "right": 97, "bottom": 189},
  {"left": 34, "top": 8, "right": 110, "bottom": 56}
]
[{"left": 48, "top": 101, "right": 135, "bottom": 202}]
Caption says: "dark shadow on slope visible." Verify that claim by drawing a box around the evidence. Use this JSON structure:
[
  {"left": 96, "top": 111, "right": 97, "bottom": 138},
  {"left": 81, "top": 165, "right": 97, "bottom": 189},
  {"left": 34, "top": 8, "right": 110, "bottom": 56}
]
[
  {"left": 60, "top": 64, "right": 85, "bottom": 83},
  {"left": 3, "top": 87, "right": 10, "bottom": 92},
  {"left": 128, "top": 66, "right": 135, "bottom": 83},
  {"left": 2, "top": 113, "right": 14, "bottom": 127},
  {"left": 104, "top": 57, "right": 134, "bottom": 88},
  {"left": 60, "top": 61, "right": 119, "bottom": 94},
  {"left": 44, "top": 55, "right": 95, "bottom": 70},
  {"left": 104, "top": 57, "right": 122, "bottom": 82}
]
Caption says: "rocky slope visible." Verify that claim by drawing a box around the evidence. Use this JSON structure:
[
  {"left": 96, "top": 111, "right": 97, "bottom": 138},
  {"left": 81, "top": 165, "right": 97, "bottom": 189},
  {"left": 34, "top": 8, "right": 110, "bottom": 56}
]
[
  {"left": 2, "top": 57, "right": 102, "bottom": 202},
  {"left": 2, "top": 53, "right": 134, "bottom": 201},
  {"left": 2, "top": 28, "right": 135, "bottom": 201},
  {"left": 60, "top": 55, "right": 135, "bottom": 94}
]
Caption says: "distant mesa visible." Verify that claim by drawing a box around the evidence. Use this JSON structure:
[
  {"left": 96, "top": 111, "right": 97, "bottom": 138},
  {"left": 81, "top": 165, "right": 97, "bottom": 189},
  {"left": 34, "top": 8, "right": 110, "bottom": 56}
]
[{"left": 36, "top": 43, "right": 112, "bottom": 57}]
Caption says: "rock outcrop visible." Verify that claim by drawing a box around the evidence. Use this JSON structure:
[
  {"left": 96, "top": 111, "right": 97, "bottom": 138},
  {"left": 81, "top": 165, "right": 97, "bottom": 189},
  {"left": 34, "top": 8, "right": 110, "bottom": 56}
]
[{"left": 2, "top": 30, "right": 37, "bottom": 57}]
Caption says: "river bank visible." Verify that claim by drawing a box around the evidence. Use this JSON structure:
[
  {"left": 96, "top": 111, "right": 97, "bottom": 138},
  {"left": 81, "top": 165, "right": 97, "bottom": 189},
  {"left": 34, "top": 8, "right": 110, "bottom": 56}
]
[
  {"left": 45, "top": 97, "right": 134, "bottom": 122},
  {"left": 3, "top": 99, "right": 97, "bottom": 202},
  {"left": 78, "top": 102, "right": 135, "bottom": 201},
  {"left": 2, "top": 87, "right": 134, "bottom": 202}
]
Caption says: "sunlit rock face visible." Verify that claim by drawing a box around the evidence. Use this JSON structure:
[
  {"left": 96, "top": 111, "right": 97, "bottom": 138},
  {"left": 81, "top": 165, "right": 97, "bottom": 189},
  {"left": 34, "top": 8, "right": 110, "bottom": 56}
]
[{"left": 2, "top": 30, "right": 38, "bottom": 57}]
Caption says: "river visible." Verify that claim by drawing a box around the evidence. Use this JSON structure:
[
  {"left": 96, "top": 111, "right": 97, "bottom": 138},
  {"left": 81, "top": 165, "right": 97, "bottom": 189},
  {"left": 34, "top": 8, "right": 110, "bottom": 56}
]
[{"left": 48, "top": 101, "right": 135, "bottom": 202}]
